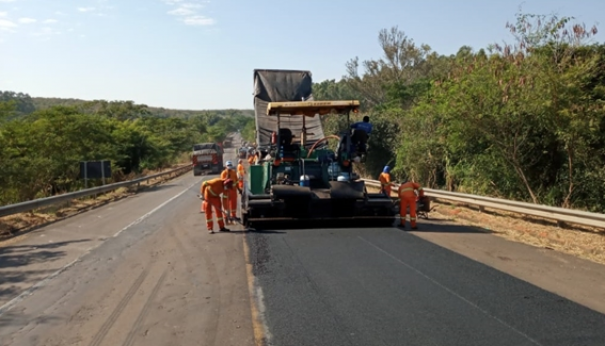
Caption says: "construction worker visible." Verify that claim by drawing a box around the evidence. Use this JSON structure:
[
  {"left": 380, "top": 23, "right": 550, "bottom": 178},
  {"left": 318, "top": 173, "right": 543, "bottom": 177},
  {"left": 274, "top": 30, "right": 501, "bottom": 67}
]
[
  {"left": 247, "top": 150, "right": 257, "bottom": 165},
  {"left": 200, "top": 177, "right": 233, "bottom": 233},
  {"left": 236, "top": 159, "right": 245, "bottom": 193},
  {"left": 350, "top": 115, "right": 372, "bottom": 155},
  {"left": 379, "top": 165, "right": 394, "bottom": 196},
  {"left": 397, "top": 178, "right": 424, "bottom": 230},
  {"left": 220, "top": 161, "right": 239, "bottom": 223}
]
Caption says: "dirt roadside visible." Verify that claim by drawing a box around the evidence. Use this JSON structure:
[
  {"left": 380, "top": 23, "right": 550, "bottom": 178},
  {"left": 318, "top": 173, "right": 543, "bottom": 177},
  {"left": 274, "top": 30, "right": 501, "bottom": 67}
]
[{"left": 0, "top": 163, "right": 193, "bottom": 242}]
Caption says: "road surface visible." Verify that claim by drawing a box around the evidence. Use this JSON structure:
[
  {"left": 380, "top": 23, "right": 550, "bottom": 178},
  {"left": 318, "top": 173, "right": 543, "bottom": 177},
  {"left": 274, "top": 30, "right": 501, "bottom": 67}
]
[
  {"left": 1, "top": 136, "right": 604, "bottom": 345},
  {"left": 245, "top": 226, "right": 605, "bottom": 346},
  {"left": 0, "top": 144, "right": 255, "bottom": 346}
]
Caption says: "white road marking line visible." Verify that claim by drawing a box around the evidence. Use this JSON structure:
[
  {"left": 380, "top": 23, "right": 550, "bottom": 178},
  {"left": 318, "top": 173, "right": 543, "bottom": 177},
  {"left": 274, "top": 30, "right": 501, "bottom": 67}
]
[
  {"left": 113, "top": 180, "right": 200, "bottom": 237},
  {"left": 0, "top": 178, "right": 203, "bottom": 317}
]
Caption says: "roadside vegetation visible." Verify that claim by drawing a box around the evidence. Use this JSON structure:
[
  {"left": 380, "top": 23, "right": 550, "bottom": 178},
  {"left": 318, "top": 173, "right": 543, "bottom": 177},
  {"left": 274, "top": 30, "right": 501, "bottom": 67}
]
[
  {"left": 316, "top": 11, "right": 605, "bottom": 212},
  {"left": 0, "top": 93, "right": 254, "bottom": 205}
]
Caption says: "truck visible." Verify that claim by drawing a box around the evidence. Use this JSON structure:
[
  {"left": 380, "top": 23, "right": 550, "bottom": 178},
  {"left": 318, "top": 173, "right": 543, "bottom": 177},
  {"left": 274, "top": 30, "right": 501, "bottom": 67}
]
[
  {"left": 192, "top": 143, "right": 223, "bottom": 176},
  {"left": 240, "top": 69, "right": 397, "bottom": 228}
]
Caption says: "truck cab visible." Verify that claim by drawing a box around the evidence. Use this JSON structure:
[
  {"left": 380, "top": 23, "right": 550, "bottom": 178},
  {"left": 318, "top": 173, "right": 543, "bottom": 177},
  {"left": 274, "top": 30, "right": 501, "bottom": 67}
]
[{"left": 192, "top": 143, "right": 223, "bottom": 176}]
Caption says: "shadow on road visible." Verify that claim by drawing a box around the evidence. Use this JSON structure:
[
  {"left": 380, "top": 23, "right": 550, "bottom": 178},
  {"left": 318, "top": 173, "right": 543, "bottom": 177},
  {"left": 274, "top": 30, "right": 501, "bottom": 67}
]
[
  {"left": 413, "top": 222, "right": 494, "bottom": 234},
  {"left": 243, "top": 219, "right": 492, "bottom": 234},
  {"left": 0, "top": 309, "right": 62, "bottom": 329},
  {"left": 0, "top": 239, "right": 91, "bottom": 302}
]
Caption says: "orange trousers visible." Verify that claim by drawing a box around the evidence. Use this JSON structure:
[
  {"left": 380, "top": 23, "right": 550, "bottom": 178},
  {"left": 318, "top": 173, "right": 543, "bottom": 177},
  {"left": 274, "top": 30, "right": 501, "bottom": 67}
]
[
  {"left": 204, "top": 196, "right": 225, "bottom": 231},
  {"left": 399, "top": 197, "right": 417, "bottom": 228},
  {"left": 381, "top": 186, "right": 392, "bottom": 197},
  {"left": 222, "top": 188, "right": 237, "bottom": 218}
]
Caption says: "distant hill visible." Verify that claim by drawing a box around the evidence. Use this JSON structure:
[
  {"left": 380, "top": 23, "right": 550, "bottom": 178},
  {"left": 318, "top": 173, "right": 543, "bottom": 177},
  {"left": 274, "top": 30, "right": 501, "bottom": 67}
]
[{"left": 30, "top": 96, "right": 255, "bottom": 118}]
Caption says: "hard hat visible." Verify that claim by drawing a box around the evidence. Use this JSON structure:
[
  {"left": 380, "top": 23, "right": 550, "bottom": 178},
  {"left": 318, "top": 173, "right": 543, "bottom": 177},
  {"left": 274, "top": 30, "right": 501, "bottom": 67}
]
[
  {"left": 226, "top": 160, "right": 234, "bottom": 168},
  {"left": 238, "top": 159, "right": 243, "bottom": 164},
  {"left": 383, "top": 165, "right": 390, "bottom": 173},
  {"left": 223, "top": 178, "right": 233, "bottom": 186}
]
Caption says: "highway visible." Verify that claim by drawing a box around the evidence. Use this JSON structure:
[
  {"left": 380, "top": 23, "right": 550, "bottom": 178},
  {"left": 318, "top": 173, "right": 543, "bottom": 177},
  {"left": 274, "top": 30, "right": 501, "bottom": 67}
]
[{"left": 1, "top": 140, "right": 605, "bottom": 345}]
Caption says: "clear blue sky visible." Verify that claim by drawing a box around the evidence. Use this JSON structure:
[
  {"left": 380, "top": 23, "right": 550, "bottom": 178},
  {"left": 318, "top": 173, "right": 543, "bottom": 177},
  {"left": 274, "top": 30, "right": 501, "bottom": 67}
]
[{"left": 0, "top": 0, "right": 603, "bottom": 110}]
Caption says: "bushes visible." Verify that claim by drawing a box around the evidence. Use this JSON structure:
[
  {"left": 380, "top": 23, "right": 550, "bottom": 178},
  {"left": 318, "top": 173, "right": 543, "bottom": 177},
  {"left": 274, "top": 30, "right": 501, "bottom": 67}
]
[
  {"left": 0, "top": 98, "right": 251, "bottom": 205},
  {"left": 314, "top": 12, "right": 605, "bottom": 211}
]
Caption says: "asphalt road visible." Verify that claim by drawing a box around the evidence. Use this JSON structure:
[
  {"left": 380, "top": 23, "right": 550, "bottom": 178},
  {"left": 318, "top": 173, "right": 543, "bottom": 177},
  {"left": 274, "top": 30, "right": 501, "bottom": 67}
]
[
  {"left": 0, "top": 142, "right": 255, "bottom": 346},
  {"left": 246, "top": 227, "right": 605, "bottom": 346},
  {"left": 1, "top": 132, "right": 605, "bottom": 345}
]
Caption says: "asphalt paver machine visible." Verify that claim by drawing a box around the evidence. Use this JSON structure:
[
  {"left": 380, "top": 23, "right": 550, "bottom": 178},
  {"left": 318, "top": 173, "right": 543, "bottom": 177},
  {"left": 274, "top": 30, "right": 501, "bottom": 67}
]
[{"left": 240, "top": 69, "right": 396, "bottom": 229}]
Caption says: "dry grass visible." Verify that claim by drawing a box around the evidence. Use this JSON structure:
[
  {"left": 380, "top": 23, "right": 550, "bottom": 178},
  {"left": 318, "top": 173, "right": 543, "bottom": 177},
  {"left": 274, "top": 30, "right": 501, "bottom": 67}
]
[
  {"left": 367, "top": 185, "right": 605, "bottom": 265},
  {"left": 0, "top": 163, "right": 191, "bottom": 241}
]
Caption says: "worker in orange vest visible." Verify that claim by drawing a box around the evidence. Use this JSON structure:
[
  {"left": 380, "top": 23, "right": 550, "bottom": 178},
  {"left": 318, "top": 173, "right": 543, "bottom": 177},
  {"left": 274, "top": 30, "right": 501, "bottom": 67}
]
[
  {"left": 200, "top": 177, "right": 233, "bottom": 233},
  {"left": 397, "top": 178, "right": 424, "bottom": 230},
  {"left": 236, "top": 159, "right": 245, "bottom": 193},
  {"left": 247, "top": 151, "right": 257, "bottom": 165},
  {"left": 220, "top": 161, "right": 239, "bottom": 223},
  {"left": 378, "top": 165, "right": 394, "bottom": 196}
]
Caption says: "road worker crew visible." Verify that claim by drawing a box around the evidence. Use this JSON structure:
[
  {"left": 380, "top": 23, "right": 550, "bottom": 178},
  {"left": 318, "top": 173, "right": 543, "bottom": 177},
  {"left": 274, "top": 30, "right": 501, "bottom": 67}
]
[
  {"left": 220, "top": 161, "right": 239, "bottom": 224},
  {"left": 200, "top": 177, "right": 233, "bottom": 233},
  {"left": 236, "top": 159, "right": 245, "bottom": 193},
  {"left": 397, "top": 178, "right": 424, "bottom": 230},
  {"left": 379, "top": 165, "right": 394, "bottom": 196}
]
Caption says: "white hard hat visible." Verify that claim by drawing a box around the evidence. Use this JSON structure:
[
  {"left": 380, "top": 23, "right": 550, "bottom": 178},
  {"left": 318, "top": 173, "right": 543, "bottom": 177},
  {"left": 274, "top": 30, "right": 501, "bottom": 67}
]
[{"left": 225, "top": 160, "right": 234, "bottom": 168}]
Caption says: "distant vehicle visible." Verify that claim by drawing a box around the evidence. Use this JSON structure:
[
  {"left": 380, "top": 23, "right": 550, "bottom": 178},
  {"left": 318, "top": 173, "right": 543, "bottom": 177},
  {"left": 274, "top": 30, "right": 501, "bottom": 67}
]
[{"left": 192, "top": 143, "right": 223, "bottom": 176}]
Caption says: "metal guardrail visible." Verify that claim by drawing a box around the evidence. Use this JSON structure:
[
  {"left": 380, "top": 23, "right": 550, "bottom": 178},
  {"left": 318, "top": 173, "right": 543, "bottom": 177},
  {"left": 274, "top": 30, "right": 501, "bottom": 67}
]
[
  {"left": 363, "top": 179, "right": 605, "bottom": 229},
  {"left": 0, "top": 164, "right": 193, "bottom": 218}
]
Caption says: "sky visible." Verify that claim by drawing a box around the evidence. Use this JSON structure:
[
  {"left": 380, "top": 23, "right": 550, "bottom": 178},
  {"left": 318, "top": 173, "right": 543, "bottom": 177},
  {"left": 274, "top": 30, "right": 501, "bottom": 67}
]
[{"left": 0, "top": 0, "right": 604, "bottom": 110}]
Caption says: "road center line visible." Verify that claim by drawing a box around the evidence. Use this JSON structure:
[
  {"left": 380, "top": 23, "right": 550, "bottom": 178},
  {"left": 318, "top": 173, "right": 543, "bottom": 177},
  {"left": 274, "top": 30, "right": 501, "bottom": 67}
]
[
  {"left": 357, "top": 235, "right": 543, "bottom": 346},
  {"left": 0, "top": 178, "right": 203, "bottom": 317},
  {"left": 113, "top": 179, "right": 201, "bottom": 237}
]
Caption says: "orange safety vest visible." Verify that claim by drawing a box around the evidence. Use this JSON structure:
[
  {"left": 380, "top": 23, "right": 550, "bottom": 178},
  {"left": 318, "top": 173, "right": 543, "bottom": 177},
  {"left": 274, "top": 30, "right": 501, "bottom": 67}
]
[
  {"left": 248, "top": 154, "right": 256, "bottom": 164},
  {"left": 220, "top": 168, "right": 238, "bottom": 187},
  {"left": 237, "top": 163, "right": 245, "bottom": 179},
  {"left": 201, "top": 178, "right": 227, "bottom": 199},
  {"left": 379, "top": 172, "right": 391, "bottom": 188},
  {"left": 398, "top": 181, "right": 424, "bottom": 199}
]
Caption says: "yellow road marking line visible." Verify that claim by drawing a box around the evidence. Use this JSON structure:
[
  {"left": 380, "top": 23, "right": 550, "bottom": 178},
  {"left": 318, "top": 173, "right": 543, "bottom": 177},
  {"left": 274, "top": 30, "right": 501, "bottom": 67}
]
[{"left": 243, "top": 236, "right": 267, "bottom": 346}]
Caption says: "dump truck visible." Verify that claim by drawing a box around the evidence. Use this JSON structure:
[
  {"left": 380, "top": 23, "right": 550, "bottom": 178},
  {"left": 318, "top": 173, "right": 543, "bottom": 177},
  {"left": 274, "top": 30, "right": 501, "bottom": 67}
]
[
  {"left": 240, "top": 69, "right": 397, "bottom": 228},
  {"left": 192, "top": 143, "right": 223, "bottom": 176}
]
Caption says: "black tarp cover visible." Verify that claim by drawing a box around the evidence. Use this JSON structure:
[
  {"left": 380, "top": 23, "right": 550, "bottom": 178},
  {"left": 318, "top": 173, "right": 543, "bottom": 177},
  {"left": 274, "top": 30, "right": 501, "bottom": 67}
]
[{"left": 253, "top": 69, "right": 325, "bottom": 147}]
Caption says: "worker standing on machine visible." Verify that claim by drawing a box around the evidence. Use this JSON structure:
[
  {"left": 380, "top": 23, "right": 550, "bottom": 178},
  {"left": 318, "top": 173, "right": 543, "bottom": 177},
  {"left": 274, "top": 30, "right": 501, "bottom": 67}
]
[
  {"left": 220, "top": 161, "right": 238, "bottom": 224},
  {"left": 200, "top": 177, "right": 233, "bottom": 234},
  {"left": 397, "top": 178, "right": 424, "bottom": 230},
  {"left": 379, "top": 165, "right": 394, "bottom": 196},
  {"left": 237, "top": 159, "right": 245, "bottom": 194},
  {"left": 350, "top": 115, "right": 372, "bottom": 156}
]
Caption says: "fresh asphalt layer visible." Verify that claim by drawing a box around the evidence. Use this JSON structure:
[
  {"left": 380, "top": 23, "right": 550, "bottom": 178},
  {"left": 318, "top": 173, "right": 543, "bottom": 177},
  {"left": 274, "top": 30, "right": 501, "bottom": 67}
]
[{"left": 246, "top": 227, "right": 605, "bottom": 346}]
